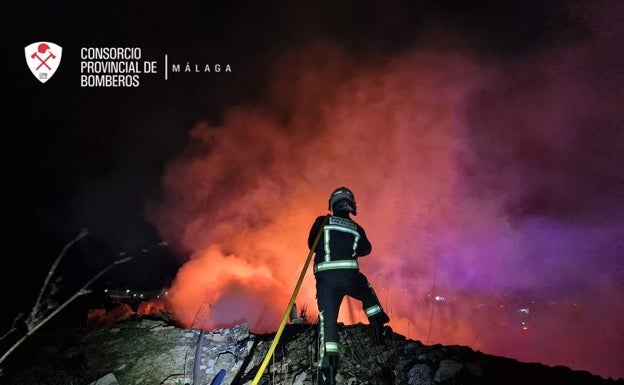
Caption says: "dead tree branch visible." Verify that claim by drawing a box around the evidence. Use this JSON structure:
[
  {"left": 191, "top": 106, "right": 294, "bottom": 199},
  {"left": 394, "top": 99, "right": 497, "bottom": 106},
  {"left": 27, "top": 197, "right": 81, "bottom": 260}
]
[{"left": 0, "top": 229, "right": 134, "bottom": 368}]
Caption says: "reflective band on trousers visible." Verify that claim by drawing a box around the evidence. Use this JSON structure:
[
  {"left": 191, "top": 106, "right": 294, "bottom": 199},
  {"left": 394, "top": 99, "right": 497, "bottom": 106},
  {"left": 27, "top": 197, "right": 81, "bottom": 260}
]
[
  {"left": 318, "top": 311, "right": 326, "bottom": 365},
  {"left": 365, "top": 304, "right": 382, "bottom": 317},
  {"left": 317, "top": 311, "right": 339, "bottom": 366},
  {"left": 314, "top": 259, "right": 359, "bottom": 273},
  {"left": 325, "top": 341, "right": 339, "bottom": 353}
]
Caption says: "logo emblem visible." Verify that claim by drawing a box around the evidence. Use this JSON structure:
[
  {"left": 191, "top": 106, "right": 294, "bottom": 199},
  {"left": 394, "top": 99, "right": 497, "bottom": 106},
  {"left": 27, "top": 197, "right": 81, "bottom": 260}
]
[{"left": 25, "top": 42, "right": 63, "bottom": 83}]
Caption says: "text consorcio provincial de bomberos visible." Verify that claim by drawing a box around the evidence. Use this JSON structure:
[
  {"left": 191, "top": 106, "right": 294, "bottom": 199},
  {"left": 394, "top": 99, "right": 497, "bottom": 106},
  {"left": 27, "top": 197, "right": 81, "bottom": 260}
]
[{"left": 80, "top": 47, "right": 157, "bottom": 87}]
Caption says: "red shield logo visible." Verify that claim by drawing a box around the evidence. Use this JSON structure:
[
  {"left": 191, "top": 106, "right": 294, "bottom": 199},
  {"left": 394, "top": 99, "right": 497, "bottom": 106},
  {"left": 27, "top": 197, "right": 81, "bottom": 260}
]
[{"left": 25, "top": 42, "right": 63, "bottom": 83}]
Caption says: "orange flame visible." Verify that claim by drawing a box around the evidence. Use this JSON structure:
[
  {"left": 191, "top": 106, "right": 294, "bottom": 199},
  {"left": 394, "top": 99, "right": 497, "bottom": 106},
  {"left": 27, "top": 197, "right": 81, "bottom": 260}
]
[
  {"left": 148, "top": 39, "right": 624, "bottom": 379},
  {"left": 151, "top": 43, "right": 484, "bottom": 339}
]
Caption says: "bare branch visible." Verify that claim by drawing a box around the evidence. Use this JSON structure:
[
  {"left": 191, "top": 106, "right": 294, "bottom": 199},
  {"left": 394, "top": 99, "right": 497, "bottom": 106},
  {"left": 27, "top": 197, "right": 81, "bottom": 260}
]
[
  {"left": 26, "top": 228, "right": 89, "bottom": 330},
  {"left": 0, "top": 289, "right": 90, "bottom": 365},
  {"left": 0, "top": 231, "right": 138, "bottom": 368},
  {"left": 80, "top": 255, "right": 133, "bottom": 291}
]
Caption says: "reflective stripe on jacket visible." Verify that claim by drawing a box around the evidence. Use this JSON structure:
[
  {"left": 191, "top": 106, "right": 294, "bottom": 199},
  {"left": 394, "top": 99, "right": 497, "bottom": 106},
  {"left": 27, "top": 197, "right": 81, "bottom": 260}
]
[
  {"left": 313, "top": 259, "right": 359, "bottom": 273},
  {"left": 309, "top": 214, "right": 371, "bottom": 275}
]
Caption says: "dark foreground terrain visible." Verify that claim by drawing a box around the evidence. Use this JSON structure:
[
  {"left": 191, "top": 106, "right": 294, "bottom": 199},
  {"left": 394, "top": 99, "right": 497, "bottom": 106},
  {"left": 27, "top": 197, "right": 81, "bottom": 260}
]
[{"left": 1, "top": 312, "right": 622, "bottom": 385}]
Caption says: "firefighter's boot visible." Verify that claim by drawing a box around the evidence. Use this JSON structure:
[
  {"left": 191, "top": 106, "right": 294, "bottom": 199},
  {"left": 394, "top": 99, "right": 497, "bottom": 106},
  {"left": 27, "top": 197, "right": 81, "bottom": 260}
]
[
  {"left": 323, "top": 355, "right": 338, "bottom": 385},
  {"left": 322, "top": 367, "right": 337, "bottom": 385},
  {"left": 369, "top": 312, "right": 390, "bottom": 346}
]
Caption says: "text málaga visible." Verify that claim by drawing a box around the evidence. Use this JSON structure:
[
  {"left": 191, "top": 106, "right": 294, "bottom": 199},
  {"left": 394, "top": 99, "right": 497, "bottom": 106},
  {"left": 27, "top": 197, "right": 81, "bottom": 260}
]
[{"left": 172, "top": 63, "right": 232, "bottom": 73}]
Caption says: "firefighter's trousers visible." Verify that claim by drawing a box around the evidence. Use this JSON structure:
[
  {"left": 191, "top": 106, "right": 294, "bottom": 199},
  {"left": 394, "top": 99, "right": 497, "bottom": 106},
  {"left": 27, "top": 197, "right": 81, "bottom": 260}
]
[{"left": 315, "top": 269, "right": 388, "bottom": 368}]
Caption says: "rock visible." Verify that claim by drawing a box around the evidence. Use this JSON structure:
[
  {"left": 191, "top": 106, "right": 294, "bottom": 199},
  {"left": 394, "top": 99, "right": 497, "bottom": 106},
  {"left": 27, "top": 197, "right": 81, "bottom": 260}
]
[
  {"left": 292, "top": 371, "right": 306, "bottom": 385},
  {"left": 466, "top": 361, "right": 484, "bottom": 377},
  {"left": 87, "top": 372, "right": 118, "bottom": 385},
  {"left": 408, "top": 363, "right": 433, "bottom": 385},
  {"left": 433, "top": 359, "right": 463, "bottom": 382}
]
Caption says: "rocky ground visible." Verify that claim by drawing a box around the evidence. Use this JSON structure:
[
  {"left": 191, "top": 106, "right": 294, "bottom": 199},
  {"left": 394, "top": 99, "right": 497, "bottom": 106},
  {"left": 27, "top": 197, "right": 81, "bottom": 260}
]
[{"left": 1, "top": 312, "right": 622, "bottom": 385}]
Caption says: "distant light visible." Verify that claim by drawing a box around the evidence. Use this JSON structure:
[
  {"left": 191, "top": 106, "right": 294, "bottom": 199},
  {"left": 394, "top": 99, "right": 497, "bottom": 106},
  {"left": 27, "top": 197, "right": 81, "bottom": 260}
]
[
  {"left": 435, "top": 296, "right": 445, "bottom": 302},
  {"left": 519, "top": 308, "right": 530, "bottom": 314},
  {"left": 126, "top": 289, "right": 130, "bottom": 293},
  {"left": 104, "top": 289, "right": 108, "bottom": 293}
]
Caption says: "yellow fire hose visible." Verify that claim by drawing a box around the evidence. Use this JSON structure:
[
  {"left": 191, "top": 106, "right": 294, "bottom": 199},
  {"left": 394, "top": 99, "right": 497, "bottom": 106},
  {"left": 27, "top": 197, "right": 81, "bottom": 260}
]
[{"left": 250, "top": 215, "right": 329, "bottom": 385}]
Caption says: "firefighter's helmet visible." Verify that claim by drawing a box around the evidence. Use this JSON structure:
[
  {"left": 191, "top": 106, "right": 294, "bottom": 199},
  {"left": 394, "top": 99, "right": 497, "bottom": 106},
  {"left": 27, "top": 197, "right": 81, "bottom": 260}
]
[
  {"left": 328, "top": 186, "right": 357, "bottom": 215},
  {"left": 37, "top": 43, "right": 50, "bottom": 54}
]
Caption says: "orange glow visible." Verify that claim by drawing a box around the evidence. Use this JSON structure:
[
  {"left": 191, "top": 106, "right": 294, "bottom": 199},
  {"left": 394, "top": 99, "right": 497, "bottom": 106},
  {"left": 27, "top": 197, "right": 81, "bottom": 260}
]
[
  {"left": 147, "top": 40, "right": 624, "bottom": 380},
  {"left": 150, "top": 43, "right": 484, "bottom": 342}
]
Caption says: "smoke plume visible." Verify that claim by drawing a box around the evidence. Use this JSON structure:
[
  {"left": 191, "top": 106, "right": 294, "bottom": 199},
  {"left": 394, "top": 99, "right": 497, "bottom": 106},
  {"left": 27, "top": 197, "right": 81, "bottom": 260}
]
[{"left": 149, "top": 4, "right": 623, "bottom": 379}]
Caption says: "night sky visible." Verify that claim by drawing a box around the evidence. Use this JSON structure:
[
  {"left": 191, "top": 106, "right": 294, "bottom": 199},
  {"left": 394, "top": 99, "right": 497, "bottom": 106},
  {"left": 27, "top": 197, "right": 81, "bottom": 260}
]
[{"left": 3, "top": 0, "right": 623, "bottom": 380}]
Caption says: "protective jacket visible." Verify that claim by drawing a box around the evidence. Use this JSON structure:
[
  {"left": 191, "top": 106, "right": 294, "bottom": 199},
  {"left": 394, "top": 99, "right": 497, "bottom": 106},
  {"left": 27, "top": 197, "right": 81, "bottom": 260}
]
[{"left": 308, "top": 213, "right": 371, "bottom": 270}]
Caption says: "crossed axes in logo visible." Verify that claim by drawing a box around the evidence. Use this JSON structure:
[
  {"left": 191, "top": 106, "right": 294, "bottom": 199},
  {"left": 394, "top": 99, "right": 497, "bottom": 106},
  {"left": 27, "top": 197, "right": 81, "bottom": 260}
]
[{"left": 31, "top": 50, "right": 56, "bottom": 70}]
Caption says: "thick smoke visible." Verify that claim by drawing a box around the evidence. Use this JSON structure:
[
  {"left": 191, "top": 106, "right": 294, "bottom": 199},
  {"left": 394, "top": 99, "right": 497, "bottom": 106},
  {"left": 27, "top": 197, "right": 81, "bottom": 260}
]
[{"left": 149, "top": 5, "right": 623, "bottom": 379}]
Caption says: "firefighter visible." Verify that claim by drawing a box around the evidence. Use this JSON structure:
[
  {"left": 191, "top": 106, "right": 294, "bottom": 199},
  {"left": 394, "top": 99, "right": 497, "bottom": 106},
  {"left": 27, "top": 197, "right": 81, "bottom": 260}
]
[{"left": 308, "top": 186, "right": 390, "bottom": 385}]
